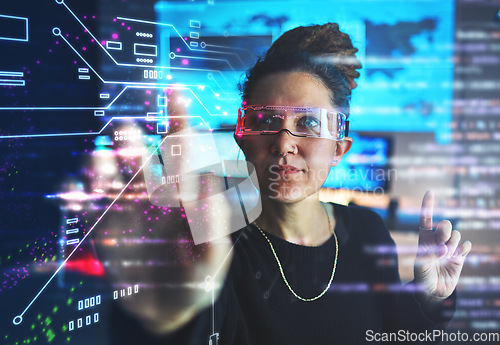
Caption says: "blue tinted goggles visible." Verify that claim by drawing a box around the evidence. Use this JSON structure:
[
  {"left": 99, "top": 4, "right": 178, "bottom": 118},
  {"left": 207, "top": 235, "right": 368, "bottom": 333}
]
[{"left": 236, "top": 105, "right": 349, "bottom": 141}]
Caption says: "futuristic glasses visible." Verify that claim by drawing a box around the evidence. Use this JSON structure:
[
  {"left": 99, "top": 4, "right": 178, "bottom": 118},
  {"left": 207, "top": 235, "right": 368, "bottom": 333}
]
[{"left": 235, "top": 105, "right": 349, "bottom": 141}]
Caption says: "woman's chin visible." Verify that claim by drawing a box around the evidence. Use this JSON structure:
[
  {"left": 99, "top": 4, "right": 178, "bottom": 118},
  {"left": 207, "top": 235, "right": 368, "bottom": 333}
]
[{"left": 262, "top": 184, "right": 314, "bottom": 204}]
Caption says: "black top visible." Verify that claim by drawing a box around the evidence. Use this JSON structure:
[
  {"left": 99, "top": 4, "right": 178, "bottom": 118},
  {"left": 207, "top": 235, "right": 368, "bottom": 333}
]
[{"left": 109, "top": 203, "right": 455, "bottom": 344}]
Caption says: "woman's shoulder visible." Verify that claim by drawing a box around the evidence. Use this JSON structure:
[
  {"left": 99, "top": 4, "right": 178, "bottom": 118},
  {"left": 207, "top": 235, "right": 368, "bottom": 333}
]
[
  {"left": 330, "top": 202, "right": 393, "bottom": 244},
  {"left": 330, "top": 202, "right": 385, "bottom": 226}
]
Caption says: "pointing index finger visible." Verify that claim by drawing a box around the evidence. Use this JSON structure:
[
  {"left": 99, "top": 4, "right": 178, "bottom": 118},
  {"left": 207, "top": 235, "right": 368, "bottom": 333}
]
[{"left": 420, "top": 191, "right": 434, "bottom": 230}]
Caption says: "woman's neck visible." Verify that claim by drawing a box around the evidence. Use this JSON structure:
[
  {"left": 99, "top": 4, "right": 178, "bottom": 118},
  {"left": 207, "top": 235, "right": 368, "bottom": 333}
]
[{"left": 256, "top": 195, "right": 335, "bottom": 246}]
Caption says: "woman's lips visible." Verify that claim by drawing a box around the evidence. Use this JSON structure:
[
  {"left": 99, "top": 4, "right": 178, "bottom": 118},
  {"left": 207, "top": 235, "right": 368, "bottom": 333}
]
[{"left": 270, "top": 164, "right": 302, "bottom": 176}]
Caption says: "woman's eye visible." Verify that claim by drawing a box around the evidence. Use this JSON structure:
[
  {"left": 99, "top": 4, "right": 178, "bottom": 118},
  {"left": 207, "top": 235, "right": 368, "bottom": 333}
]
[
  {"left": 256, "top": 114, "right": 277, "bottom": 125},
  {"left": 257, "top": 116, "right": 272, "bottom": 124},
  {"left": 298, "top": 116, "right": 320, "bottom": 128}
]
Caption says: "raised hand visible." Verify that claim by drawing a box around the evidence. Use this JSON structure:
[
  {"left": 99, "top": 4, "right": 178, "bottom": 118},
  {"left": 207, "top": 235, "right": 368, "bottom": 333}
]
[
  {"left": 414, "top": 191, "right": 472, "bottom": 305},
  {"left": 90, "top": 89, "right": 233, "bottom": 334}
]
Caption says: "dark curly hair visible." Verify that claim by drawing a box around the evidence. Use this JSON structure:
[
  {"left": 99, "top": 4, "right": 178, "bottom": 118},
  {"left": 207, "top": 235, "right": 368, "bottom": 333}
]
[
  {"left": 268, "top": 23, "right": 362, "bottom": 81},
  {"left": 240, "top": 51, "right": 351, "bottom": 115},
  {"left": 239, "top": 23, "right": 362, "bottom": 116}
]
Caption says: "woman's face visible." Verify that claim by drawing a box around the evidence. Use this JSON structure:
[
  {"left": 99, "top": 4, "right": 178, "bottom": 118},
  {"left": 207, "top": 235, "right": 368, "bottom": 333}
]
[{"left": 236, "top": 71, "right": 352, "bottom": 203}]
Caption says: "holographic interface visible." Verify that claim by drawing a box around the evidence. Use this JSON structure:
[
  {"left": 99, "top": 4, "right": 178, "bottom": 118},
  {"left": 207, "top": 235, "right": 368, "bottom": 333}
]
[{"left": 1, "top": 0, "right": 499, "bottom": 344}]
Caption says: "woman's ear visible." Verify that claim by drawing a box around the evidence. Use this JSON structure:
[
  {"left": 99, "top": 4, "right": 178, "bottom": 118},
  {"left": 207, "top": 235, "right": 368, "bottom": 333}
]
[{"left": 332, "top": 137, "right": 352, "bottom": 166}]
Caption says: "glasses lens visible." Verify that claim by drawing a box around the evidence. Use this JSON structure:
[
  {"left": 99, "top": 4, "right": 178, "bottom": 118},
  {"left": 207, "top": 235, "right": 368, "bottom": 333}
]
[
  {"left": 294, "top": 110, "right": 322, "bottom": 136},
  {"left": 245, "top": 108, "right": 283, "bottom": 132}
]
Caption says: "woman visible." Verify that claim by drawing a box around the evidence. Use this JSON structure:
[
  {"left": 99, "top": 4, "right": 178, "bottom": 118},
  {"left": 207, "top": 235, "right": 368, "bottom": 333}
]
[{"left": 109, "top": 23, "right": 471, "bottom": 344}]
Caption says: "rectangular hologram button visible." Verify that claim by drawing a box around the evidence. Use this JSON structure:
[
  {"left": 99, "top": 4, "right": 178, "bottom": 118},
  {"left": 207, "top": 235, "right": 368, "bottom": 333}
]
[{"left": 0, "top": 14, "right": 28, "bottom": 42}]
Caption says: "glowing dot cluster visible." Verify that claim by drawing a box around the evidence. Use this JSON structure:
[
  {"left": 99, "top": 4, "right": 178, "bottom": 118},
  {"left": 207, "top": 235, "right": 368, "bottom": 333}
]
[
  {"left": 136, "top": 58, "right": 153, "bottom": 63},
  {"left": 114, "top": 130, "right": 141, "bottom": 141},
  {"left": 136, "top": 32, "right": 153, "bottom": 38},
  {"left": 1, "top": 235, "right": 58, "bottom": 292}
]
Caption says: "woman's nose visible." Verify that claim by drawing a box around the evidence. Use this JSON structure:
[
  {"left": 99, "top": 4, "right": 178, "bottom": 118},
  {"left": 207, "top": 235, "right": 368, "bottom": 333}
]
[{"left": 270, "top": 129, "right": 298, "bottom": 157}]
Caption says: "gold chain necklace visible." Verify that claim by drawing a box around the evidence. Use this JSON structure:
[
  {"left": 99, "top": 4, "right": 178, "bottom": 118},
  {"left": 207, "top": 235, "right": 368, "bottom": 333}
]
[{"left": 254, "top": 203, "right": 338, "bottom": 302}]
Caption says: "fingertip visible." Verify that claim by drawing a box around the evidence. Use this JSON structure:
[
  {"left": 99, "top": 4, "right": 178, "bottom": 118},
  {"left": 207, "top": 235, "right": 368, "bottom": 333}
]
[
  {"left": 453, "top": 240, "right": 472, "bottom": 258},
  {"left": 423, "top": 190, "right": 434, "bottom": 203},
  {"left": 435, "top": 220, "right": 452, "bottom": 243},
  {"left": 442, "top": 219, "right": 452, "bottom": 228},
  {"left": 420, "top": 191, "right": 435, "bottom": 224},
  {"left": 463, "top": 240, "right": 472, "bottom": 254},
  {"left": 436, "top": 220, "right": 452, "bottom": 233}
]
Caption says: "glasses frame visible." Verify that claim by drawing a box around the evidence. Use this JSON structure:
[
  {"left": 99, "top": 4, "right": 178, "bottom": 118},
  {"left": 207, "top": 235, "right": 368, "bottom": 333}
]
[{"left": 235, "top": 105, "right": 349, "bottom": 141}]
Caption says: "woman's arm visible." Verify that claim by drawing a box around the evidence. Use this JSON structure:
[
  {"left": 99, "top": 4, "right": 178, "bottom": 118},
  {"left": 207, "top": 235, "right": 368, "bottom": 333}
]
[{"left": 91, "top": 90, "right": 234, "bottom": 335}]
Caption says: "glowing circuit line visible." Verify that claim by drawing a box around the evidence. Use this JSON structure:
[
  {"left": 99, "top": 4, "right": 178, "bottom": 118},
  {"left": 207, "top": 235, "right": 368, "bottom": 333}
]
[
  {"left": 56, "top": 27, "right": 236, "bottom": 93},
  {"left": 116, "top": 16, "right": 247, "bottom": 66},
  {"left": 0, "top": 82, "right": 233, "bottom": 113},
  {"left": 205, "top": 43, "right": 254, "bottom": 55},
  {"left": 54, "top": 28, "right": 218, "bottom": 83},
  {"left": 174, "top": 54, "right": 236, "bottom": 71},
  {"left": 0, "top": 84, "right": 131, "bottom": 111},
  {"left": 212, "top": 278, "right": 215, "bottom": 334},
  {"left": 60, "top": 0, "right": 214, "bottom": 71},
  {"left": 13, "top": 139, "right": 164, "bottom": 324},
  {"left": 208, "top": 74, "right": 236, "bottom": 97},
  {"left": 60, "top": 0, "right": 119, "bottom": 65},
  {"left": 12, "top": 120, "right": 214, "bottom": 325},
  {"left": 212, "top": 242, "right": 236, "bottom": 280},
  {"left": 53, "top": 14, "right": 240, "bottom": 95},
  {"left": 117, "top": 16, "right": 208, "bottom": 53},
  {"left": 206, "top": 86, "right": 238, "bottom": 101},
  {"left": 205, "top": 43, "right": 253, "bottom": 64},
  {"left": 60, "top": 2, "right": 239, "bottom": 71},
  {"left": 55, "top": 3, "right": 241, "bottom": 97},
  {"left": 0, "top": 81, "right": 231, "bottom": 111},
  {"left": 0, "top": 113, "right": 211, "bottom": 140},
  {"left": 0, "top": 84, "right": 227, "bottom": 139},
  {"left": 0, "top": 116, "right": 138, "bottom": 139},
  {"left": 201, "top": 44, "right": 247, "bottom": 66},
  {"left": 0, "top": 108, "right": 212, "bottom": 140}
]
